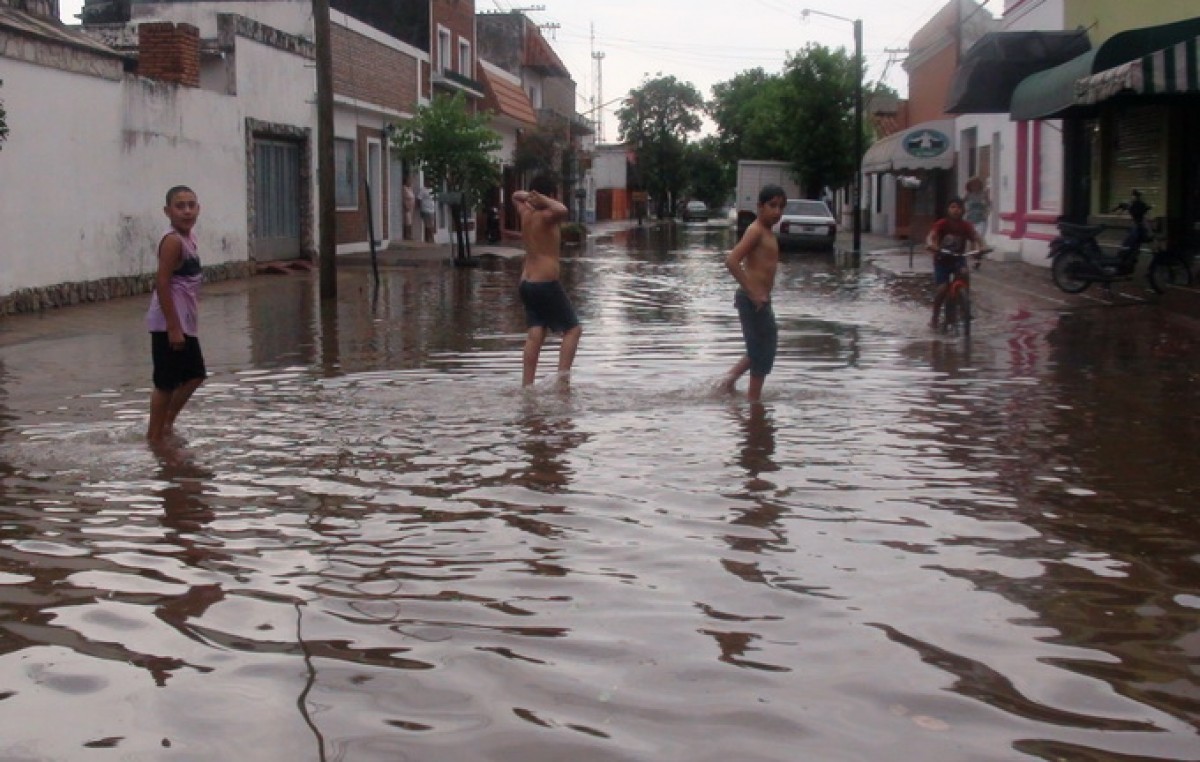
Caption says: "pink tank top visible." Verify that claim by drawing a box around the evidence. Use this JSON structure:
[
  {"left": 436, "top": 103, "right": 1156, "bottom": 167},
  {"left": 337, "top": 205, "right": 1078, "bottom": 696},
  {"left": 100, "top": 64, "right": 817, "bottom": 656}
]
[{"left": 145, "top": 228, "right": 202, "bottom": 336}]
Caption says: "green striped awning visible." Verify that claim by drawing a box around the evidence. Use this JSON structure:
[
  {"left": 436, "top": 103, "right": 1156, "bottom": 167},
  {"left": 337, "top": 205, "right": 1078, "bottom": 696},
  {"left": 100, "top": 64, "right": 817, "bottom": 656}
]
[{"left": 1076, "top": 35, "right": 1200, "bottom": 104}]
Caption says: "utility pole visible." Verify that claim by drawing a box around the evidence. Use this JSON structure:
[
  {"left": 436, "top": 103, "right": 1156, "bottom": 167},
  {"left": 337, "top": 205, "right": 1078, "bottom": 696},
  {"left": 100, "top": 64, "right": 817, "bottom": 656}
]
[
  {"left": 853, "top": 17, "right": 863, "bottom": 262},
  {"left": 801, "top": 8, "right": 864, "bottom": 262},
  {"left": 313, "top": 0, "right": 336, "bottom": 299},
  {"left": 592, "top": 49, "right": 606, "bottom": 142}
]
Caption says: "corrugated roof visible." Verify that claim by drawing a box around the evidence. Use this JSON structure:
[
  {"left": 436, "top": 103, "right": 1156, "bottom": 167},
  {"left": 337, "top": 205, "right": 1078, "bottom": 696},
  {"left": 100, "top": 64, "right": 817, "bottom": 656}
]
[{"left": 480, "top": 62, "right": 537, "bottom": 126}]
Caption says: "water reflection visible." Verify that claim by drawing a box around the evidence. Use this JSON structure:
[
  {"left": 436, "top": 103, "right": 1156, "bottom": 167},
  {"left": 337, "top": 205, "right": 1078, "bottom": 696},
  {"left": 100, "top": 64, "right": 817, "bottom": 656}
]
[{"left": 0, "top": 230, "right": 1198, "bottom": 758}]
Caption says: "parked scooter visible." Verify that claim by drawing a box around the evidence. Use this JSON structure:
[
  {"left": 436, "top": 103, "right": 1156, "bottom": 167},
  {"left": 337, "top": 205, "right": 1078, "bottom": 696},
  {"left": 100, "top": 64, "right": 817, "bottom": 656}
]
[{"left": 1048, "top": 191, "right": 1193, "bottom": 295}]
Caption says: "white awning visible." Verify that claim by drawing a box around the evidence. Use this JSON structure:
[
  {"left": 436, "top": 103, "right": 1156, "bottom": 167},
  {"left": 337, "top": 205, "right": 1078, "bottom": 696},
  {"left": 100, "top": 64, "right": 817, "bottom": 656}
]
[{"left": 862, "top": 119, "right": 956, "bottom": 174}]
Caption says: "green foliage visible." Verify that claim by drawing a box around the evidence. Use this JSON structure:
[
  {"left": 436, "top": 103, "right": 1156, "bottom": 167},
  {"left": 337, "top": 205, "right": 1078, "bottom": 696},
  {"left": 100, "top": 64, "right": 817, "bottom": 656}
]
[
  {"left": 389, "top": 93, "right": 501, "bottom": 209},
  {"left": 683, "top": 137, "right": 728, "bottom": 210},
  {"left": 0, "top": 79, "right": 8, "bottom": 150},
  {"left": 708, "top": 68, "right": 788, "bottom": 167},
  {"left": 512, "top": 125, "right": 564, "bottom": 183},
  {"left": 780, "top": 44, "right": 860, "bottom": 196},
  {"left": 709, "top": 45, "right": 873, "bottom": 197},
  {"left": 616, "top": 74, "right": 705, "bottom": 218}
]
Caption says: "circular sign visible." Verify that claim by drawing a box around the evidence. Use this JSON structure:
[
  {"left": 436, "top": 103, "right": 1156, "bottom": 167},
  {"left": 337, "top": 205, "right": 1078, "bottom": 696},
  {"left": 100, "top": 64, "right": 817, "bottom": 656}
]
[{"left": 902, "top": 129, "right": 950, "bottom": 159}]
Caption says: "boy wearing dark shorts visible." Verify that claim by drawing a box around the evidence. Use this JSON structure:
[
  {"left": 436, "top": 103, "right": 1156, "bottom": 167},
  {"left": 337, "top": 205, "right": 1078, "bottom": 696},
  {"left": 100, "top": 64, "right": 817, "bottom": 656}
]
[
  {"left": 513, "top": 175, "right": 580, "bottom": 386},
  {"left": 146, "top": 185, "right": 207, "bottom": 441}
]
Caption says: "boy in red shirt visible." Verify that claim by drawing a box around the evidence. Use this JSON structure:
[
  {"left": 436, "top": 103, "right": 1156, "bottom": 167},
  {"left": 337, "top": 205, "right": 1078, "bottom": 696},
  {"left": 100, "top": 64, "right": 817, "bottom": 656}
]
[{"left": 925, "top": 197, "right": 983, "bottom": 330}]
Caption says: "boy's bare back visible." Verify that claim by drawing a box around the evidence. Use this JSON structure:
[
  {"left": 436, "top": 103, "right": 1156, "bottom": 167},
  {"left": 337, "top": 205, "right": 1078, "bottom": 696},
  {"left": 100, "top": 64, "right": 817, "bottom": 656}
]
[
  {"left": 513, "top": 190, "right": 568, "bottom": 282},
  {"left": 726, "top": 218, "right": 780, "bottom": 307}
]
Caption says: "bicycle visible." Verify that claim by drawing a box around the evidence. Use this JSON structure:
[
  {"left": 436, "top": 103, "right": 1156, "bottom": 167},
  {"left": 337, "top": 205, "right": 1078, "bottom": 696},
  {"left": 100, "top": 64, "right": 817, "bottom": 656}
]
[{"left": 937, "top": 248, "right": 990, "bottom": 336}]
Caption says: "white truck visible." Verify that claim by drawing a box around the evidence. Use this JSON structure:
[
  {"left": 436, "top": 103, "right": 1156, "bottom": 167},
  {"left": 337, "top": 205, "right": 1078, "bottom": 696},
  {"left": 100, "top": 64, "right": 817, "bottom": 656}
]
[{"left": 735, "top": 160, "right": 802, "bottom": 235}]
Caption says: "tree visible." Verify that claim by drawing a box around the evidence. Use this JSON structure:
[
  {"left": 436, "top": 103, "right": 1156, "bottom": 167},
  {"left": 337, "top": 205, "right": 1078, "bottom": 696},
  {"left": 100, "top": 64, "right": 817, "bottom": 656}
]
[
  {"left": 683, "top": 137, "right": 728, "bottom": 211},
  {"left": 511, "top": 125, "right": 565, "bottom": 184},
  {"left": 616, "top": 75, "right": 705, "bottom": 219},
  {"left": 711, "top": 46, "right": 881, "bottom": 199},
  {"left": 779, "top": 44, "right": 860, "bottom": 197},
  {"left": 389, "top": 93, "right": 500, "bottom": 211},
  {"left": 708, "top": 68, "right": 788, "bottom": 168}
]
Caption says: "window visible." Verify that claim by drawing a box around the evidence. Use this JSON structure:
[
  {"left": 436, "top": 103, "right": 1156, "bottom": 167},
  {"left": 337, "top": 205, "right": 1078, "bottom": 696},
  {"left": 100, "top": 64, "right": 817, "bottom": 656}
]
[
  {"left": 526, "top": 83, "right": 541, "bottom": 109},
  {"left": 438, "top": 28, "right": 451, "bottom": 73},
  {"left": 335, "top": 138, "right": 357, "bottom": 208},
  {"left": 458, "top": 40, "right": 471, "bottom": 76}
]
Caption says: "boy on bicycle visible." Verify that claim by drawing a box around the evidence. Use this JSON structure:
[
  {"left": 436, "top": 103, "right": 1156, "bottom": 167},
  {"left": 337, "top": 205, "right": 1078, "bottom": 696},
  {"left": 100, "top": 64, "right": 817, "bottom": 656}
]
[{"left": 926, "top": 197, "right": 984, "bottom": 330}]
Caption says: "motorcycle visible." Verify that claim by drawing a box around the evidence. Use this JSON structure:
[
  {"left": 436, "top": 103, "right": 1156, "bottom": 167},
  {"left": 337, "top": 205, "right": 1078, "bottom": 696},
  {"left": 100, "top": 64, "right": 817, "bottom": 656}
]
[{"left": 1048, "top": 196, "right": 1193, "bottom": 295}]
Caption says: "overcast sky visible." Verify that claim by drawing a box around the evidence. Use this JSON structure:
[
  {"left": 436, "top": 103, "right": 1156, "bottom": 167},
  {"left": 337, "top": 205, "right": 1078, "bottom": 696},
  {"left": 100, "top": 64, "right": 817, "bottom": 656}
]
[
  {"left": 60, "top": 0, "right": 961, "bottom": 140},
  {"left": 518, "top": 0, "right": 955, "bottom": 140}
]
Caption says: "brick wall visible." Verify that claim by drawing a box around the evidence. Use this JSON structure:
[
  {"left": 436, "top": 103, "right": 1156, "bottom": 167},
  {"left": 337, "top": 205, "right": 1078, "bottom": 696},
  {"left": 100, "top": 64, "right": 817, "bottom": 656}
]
[
  {"left": 137, "top": 22, "right": 200, "bottom": 88},
  {"left": 335, "top": 125, "right": 390, "bottom": 246},
  {"left": 331, "top": 25, "right": 419, "bottom": 112},
  {"left": 432, "top": 0, "right": 475, "bottom": 77}
]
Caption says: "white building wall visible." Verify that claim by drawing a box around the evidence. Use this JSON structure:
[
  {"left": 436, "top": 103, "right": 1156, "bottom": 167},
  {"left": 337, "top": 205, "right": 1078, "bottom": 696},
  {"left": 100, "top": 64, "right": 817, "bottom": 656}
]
[
  {"left": 990, "top": 0, "right": 1066, "bottom": 263},
  {"left": 1, "top": 60, "right": 123, "bottom": 293},
  {"left": 592, "top": 148, "right": 627, "bottom": 189},
  {"left": 0, "top": 60, "right": 247, "bottom": 290},
  {"left": 135, "top": 1, "right": 311, "bottom": 38},
  {"left": 0, "top": 22, "right": 317, "bottom": 298}
]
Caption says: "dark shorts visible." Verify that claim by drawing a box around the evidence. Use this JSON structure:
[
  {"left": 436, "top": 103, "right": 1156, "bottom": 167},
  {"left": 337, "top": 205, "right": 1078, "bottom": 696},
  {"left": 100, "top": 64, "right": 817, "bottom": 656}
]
[
  {"left": 735, "top": 289, "right": 777, "bottom": 377},
  {"left": 519, "top": 280, "right": 580, "bottom": 334},
  {"left": 933, "top": 253, "right": 967, "bottom": 285},
  {"left": 151, "top": 332, "right": 207, "bottom": 391}
]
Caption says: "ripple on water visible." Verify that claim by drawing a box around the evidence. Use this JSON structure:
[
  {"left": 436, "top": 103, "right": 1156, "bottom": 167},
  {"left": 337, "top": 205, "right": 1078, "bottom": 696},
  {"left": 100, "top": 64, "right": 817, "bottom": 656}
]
[{"left": 1, "top": 252, "right": 1199, "bottom": 759}]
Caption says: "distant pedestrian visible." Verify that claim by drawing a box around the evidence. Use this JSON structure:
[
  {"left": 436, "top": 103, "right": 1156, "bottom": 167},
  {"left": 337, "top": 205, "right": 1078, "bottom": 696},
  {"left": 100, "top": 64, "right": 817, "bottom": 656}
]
[
  {"left": 722, "top": 184, "right": 786, "bottom": 402},
  {"left": 418, "top": 182, "right": 437, "bottom": 243},
  {"left": 402, "top": 174, "right": 415, "bottom": 240},
  {"left": 963, "top": 176, "right": 990, "bottom": 241},
  {"left": 513, "top": 175, "right": 581, "bottom": 387},
  {"left": 146, "top": 185, "right": 206, "bottom": 442}
]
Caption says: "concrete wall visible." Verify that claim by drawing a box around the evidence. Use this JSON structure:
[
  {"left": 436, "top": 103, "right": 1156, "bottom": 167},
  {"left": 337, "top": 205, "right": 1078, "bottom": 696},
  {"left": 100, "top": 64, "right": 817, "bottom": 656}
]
[
  {"left": 0, "top": 11, "right": 317, "bottom": 311},
  {"left": 0, "top": 58, "right": 246, "bottom": 294},
  {"left": 592, "top": 148, "right": 627, "bottom": 189},
  {"left": 133, "top": 1, "right": 311, "bottom": 38},
  {"left": 1064, "top": 0, "right": 1200, "bottom": 44}
]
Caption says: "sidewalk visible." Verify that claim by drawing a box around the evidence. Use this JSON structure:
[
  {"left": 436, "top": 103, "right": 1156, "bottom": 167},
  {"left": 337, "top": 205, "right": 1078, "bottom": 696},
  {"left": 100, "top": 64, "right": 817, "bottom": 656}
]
[
  {"left": 335, "top": 218, "right": 665, "bottom": 268},
  {"left": 859, "top": 230, "right": 1200, "bottom": 323},
  {"left": 327, "top": 221, "right": 1200, "bottom": 323}
]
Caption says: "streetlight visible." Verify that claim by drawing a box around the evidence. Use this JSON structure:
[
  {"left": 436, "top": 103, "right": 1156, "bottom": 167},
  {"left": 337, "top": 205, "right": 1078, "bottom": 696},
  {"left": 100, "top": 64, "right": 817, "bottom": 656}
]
[{"left": 801, "top": 8, "right": 863, "bottom": 262}]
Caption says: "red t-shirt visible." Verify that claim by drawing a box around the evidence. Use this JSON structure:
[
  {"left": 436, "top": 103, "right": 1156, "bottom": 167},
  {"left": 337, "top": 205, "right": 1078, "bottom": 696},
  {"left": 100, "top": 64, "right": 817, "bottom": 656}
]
[{"left": 928, "top": 217, "right": 978, "bottom": 255}]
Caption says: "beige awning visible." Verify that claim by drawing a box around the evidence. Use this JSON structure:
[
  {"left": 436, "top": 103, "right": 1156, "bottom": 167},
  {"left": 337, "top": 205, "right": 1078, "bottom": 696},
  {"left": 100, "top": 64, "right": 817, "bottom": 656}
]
[{"left": 862, "top": 120, "right": 955, "bottom": 174}]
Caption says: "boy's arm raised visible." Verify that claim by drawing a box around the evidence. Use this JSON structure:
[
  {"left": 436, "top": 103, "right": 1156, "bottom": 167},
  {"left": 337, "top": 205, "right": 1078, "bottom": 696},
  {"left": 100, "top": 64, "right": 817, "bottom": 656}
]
[{"left": 527, "top": 190, "right": 569, "bottom": 222}]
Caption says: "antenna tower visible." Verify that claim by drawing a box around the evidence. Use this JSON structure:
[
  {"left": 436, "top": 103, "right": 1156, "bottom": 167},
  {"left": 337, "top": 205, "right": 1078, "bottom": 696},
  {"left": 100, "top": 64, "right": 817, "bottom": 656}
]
[{"left": 590, "top": 23, "right": 606, "bottom": 142}]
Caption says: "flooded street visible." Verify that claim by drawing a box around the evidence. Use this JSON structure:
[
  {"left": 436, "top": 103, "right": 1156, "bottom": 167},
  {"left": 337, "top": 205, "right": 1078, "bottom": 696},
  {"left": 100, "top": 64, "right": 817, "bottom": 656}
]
[{"left": 1, "top": 225, "right": 1198, "bottom": 760}]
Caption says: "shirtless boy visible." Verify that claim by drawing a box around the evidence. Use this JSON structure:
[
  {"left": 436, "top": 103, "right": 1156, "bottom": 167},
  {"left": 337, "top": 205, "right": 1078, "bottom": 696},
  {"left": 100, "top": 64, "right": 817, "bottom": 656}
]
[
  {"left": 723, "top": 184, "right": 786, "bottom": 402},
  {"left": 513, "top": 175, "right": 581, "bottom": 386}
]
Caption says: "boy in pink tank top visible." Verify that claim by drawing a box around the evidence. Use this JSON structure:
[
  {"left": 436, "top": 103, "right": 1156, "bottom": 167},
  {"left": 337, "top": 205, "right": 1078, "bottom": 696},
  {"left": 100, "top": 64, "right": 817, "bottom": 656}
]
[{"left": 146, "top": 185, "right": 206, "bottom": 442}]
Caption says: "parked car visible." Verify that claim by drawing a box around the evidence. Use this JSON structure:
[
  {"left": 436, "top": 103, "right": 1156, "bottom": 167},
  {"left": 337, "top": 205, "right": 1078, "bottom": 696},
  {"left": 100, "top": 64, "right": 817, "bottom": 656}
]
[
  {"left": 775, "top": 199, "right": 837, "bottom": 250},
  {"left": 682, "top": 200, "right": 709, "bottom": 222}
]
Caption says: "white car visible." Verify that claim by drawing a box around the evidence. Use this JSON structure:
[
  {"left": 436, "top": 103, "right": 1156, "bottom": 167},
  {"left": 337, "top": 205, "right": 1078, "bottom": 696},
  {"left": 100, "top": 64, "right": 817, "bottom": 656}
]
[
  {"left": 682, "top": 200, "right": 709, "bottom": 222},
  {"left": 775, "top": 199, "right": 837, "bottom": 251}
]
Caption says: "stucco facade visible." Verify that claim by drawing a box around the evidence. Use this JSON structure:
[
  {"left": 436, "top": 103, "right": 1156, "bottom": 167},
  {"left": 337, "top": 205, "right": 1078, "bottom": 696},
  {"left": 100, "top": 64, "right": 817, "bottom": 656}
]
[{"left": 0, "top": 3, "right": 317, "bottom": 311}]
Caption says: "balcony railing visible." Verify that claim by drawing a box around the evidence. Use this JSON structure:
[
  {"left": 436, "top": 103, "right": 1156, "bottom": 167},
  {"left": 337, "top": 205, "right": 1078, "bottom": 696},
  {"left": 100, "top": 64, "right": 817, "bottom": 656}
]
[{"left": 432, "top": 68, "right": 485, "bottom": 98}]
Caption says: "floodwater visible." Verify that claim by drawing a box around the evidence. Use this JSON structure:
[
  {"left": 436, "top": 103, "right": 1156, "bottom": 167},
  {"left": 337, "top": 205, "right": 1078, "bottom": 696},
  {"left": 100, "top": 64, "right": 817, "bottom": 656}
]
[{"left": 1, "top": 224, "right": 1198, "bottom": 761}]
